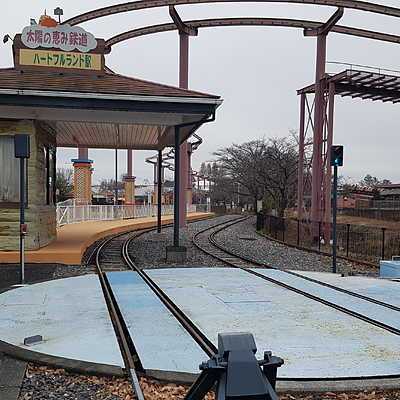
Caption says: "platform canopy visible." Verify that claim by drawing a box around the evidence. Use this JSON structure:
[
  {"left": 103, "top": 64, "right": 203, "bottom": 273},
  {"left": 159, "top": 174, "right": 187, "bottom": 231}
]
[
  {"left": 298, "top": 69, "right": 400, "bottom": 103},
  {"left": 0, "top": 68, "right": 222, "bottom": 150}
]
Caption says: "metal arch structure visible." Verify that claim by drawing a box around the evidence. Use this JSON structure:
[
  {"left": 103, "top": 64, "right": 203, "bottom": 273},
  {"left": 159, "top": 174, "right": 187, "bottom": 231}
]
[
  {"left": 105, "top": 17, "right": 400, "bottom": 49},
  {"left": 64, "top": 0, "right": 400, "bottom": 26},
  {"left": 64, "top": 1, "right": 400, "bottom": 230}
]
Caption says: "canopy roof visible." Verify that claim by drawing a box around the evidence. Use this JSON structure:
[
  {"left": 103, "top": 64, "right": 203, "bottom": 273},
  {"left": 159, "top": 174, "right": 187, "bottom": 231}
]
[
  {"left": 0, "top": 68, "right": 222, "bottom": 149},
  {"left": 298, "top": 69, "right": 400, "bottom": 104}
]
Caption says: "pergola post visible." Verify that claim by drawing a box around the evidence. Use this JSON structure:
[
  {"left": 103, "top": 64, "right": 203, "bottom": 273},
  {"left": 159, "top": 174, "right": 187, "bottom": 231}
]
[
  {"left": 297, "top": 93, "right": 306, "bottom": 221},
  {"left": 311, "top": 34, "right": 327, "bottom": 235},
  {"left": 323, "top": 82, "right": 336, "bottom": 237},
  {"left": 72, "top": 147, "right": 93, "bottom": 206},
  {"left": 304, "top": 7, "right": 343, "bottom": 240},
  {"left": 169, "top": 6, "right": 199, "bottom": 227},
  {"left": 157, "top": 149, "right": 163, "bottom": 233}
]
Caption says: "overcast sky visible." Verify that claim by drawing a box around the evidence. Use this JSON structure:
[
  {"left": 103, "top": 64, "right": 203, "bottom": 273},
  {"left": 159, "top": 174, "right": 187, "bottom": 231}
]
[{"left": 2, "top": 1, "right": 400, "bottom": 184}]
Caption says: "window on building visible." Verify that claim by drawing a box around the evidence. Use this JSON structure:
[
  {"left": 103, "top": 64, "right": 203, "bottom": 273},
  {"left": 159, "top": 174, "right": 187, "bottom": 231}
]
[{"left": 0, "top": 136, "right": 20, "bottom": 204}]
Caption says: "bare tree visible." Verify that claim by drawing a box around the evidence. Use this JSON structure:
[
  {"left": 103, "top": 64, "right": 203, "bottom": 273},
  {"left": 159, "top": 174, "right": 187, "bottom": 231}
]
[
  {"left": 258, "top": 137, "right": 298, "bottom": 216},
  {"left": 212, "top": 136, "right": 298, "bottom": 215},
  {"left": 214, "top": 140, "right": 266, "bottom": 211}
]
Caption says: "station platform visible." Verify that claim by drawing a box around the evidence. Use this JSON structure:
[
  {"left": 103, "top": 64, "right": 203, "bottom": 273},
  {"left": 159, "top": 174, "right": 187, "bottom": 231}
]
[{"left": 0, "top": 212, "right": 213, "bottom": 265}]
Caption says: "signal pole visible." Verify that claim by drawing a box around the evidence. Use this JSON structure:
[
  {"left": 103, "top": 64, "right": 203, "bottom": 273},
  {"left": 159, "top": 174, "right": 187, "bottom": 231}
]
[
  {"left": 14, "top": 134, "right": 30, "bottom": 285},
  {"left": 331, "top": 145, "right": 343, "bottom": 274}
]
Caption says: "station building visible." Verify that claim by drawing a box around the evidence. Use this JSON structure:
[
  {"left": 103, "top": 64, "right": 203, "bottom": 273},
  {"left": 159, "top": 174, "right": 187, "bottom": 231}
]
[{"left": 0, "top": 16, "right": 221, "bottom": 252}]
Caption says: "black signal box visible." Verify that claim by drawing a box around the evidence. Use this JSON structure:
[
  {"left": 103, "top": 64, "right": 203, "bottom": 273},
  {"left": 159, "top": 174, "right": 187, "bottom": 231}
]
[
  {"left": 331, "top": 145, "right": 343, "bottom": 167},
  {"left": 14, "top": 135, "right": 30, "bottom": 159}
]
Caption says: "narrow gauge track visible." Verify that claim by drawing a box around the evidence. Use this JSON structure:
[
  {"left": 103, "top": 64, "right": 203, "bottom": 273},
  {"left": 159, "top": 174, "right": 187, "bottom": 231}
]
[
  {"left": 193, "top": 216, "right": 400, "bottom": 338},
  {"left": 93, "top": 218, "right": 234, "bottom": 396},
  {"left": 95, "top": 230, "right": 146, "bottom": 400}
]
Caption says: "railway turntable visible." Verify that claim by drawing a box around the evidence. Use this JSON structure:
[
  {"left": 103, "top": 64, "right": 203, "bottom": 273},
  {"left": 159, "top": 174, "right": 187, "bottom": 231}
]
[{"left": 0, "top": 265, "right": 400, "bottom": 391}]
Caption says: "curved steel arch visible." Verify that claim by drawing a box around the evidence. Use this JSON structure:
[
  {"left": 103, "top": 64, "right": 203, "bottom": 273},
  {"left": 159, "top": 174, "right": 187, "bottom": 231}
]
[
  {"left": 105, "top": 17, "right": 400, "bottom": 49},
  {"left": 64, "top": 0, "right": 400, "bottom": 26}
]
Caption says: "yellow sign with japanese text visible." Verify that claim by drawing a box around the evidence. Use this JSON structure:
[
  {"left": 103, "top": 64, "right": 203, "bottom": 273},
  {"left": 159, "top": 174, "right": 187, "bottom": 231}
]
[{"left": 19, "top": 49, "right": 102, "bottom": 71}]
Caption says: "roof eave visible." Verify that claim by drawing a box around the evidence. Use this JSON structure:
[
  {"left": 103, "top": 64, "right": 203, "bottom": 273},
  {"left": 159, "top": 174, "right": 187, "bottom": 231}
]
[{"left": 0, "top": 88, "right": 223, "bottom": 106}]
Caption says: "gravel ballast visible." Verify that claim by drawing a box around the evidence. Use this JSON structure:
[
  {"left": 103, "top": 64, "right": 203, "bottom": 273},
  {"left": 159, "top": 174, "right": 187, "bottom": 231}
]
[
  {"left": 212, "top": 216, "right": 378, "bottom": 275},
  {"left": 18, "top": 365, "right": 400, "bottom": 400},
  {"left": 127, "top": 215, "right": 241, "bottom": 269}
]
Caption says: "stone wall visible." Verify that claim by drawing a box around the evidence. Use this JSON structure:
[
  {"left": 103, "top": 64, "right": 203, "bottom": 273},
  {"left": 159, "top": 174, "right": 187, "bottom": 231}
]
[{"left": 0, "top": 120, "right": 57, "bottom": 251}]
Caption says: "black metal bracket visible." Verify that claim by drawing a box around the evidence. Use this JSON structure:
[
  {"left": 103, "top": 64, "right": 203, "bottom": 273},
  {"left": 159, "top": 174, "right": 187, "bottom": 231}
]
[{"left": 185, "top": 333, "right": 284, "bottom": 400}]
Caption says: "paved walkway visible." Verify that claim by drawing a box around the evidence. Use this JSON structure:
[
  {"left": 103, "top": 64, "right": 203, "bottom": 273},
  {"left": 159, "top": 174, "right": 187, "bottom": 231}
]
[{"left": 0, "top": 213, "right": 213, "bottom": 265}]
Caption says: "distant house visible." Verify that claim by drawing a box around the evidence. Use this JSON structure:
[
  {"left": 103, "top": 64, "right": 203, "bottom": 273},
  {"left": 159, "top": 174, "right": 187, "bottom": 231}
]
[
  {"left": 338, "top": 189, "right": 374, "bottom": 209},
  {"left": 377, "top": 184, "right": 400, "bottom": 201}
]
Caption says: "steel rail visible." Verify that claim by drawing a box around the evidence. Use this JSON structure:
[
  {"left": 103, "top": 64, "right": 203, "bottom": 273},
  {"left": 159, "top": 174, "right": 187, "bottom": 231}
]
[
  {"left": 106, "top": 17, "right": 400, "bottom": 49},
  {"left": 205, "top": 219, "right": 400, "bottom": 311},
  {"left": 206, "top": 217, "right": 400, "bottom": 312},
  {"left": 121, "top": 232, "right": 218, "bottom": 356},
  {"left": 65, "top": 0, "right": 400, "bottom": 27},
  {"left": 93, "top": 215, "right": 400, "bottom": 383},
  {"left": 192, "top": 216, "right": 400, "bottom": 337},
  {"left": 95, "top": 233, "right": 145, "bottom": 400}
]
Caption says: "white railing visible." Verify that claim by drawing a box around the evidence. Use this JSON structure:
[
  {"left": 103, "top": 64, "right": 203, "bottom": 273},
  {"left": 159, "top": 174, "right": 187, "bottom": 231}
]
[{"left": 56, "top": 203, "right": 210, "bottom": 227}]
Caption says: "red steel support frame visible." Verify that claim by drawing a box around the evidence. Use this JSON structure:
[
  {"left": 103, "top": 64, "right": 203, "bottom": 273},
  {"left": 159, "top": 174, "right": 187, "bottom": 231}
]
[
  {"left": 311, "top": 34, "right": 327, "bottom": 234},
  {"left": 324, "top": 82, "right": 335, "bottom": 228},
  {"left": 297, "top": 94, "right": 306, "bottom": 220},
  {"left": 303, "top": 8, "right": 343, "bottom": 238},
  {"left": 170, "top": 6, "right": 199, "bottom": 227}
]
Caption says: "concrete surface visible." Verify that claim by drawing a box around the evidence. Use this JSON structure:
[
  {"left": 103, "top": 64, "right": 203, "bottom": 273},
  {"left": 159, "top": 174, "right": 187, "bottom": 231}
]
[
  {"left": 254, "top": 269, "right": 400, "bottom": 329},
  {"left": 0, "top": 275, "right": 123, "bottom": 368},
  {"left": 147, "top": 267, "right": 400, "bottom": 379},
  {"left": 293, "top": 270, "right": 400, "bottom": 306},
  {"left": 107, "top": 271, "right": 207, "bottom": 373}
]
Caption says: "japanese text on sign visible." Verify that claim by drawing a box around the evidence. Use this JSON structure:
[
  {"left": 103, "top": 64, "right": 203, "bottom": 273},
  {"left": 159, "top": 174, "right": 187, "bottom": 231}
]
[
  {"left": 19, "top": 49, "right": 102, "bottom": 71},
  {"left": 21, "top": 24, "right": 97, "bottom": 53}
]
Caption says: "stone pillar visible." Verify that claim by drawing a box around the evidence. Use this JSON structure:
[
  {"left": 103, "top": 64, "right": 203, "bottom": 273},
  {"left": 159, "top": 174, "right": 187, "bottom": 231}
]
[
  {"left": 124, "top": 176, "right": 136, "bottom": 205},
  {"left": 0, "top": 120, "right": 57, "bottom": 251},
  {"left": 124, "top": 149, "right": 135, "bottom": 205},
  {"left": 72, "top": 148, "right": 93, "bottom": 205}
]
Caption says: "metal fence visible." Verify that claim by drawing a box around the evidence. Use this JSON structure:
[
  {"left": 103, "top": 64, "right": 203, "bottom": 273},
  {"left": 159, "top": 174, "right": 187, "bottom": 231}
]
[
  {"left": 371, "top": 200, "right": 400, "bottom": 209},
  {"left": 57, "top": 203, "right": 209, "bottom": 227},
  {"left": 258, "top": 214, "right": 400, "bottom": 265}
]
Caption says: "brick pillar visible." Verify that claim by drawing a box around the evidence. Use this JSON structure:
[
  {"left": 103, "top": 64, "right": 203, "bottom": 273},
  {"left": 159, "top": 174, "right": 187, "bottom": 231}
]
[{"left": 72, "top": 158, "right": 93, "bottom": 205}]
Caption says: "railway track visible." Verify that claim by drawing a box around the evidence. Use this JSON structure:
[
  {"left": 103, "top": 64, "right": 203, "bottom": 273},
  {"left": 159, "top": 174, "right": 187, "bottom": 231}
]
[
  {"left": 95, "top": 231, "right": 145, "bottom": 400},
  {"left": 92, "top": 218, "right": 233, "bottom": 396},
  {"left": 192, "top": 216, "right": 400, "bottom": 339},
  {"left": 93, "top": 214, "right": 400, "bottom": 388}
]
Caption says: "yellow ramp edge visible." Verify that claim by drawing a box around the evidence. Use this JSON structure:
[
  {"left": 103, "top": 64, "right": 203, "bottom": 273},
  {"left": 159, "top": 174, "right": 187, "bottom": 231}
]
[{"left": 0, "top": 212, "right": 214, "bottom": 265}]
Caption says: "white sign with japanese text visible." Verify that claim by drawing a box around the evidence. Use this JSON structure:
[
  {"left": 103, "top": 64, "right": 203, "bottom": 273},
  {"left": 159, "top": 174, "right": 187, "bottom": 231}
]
[{"left": 21, "top": 24, "right": 97, "bottom": 53}]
